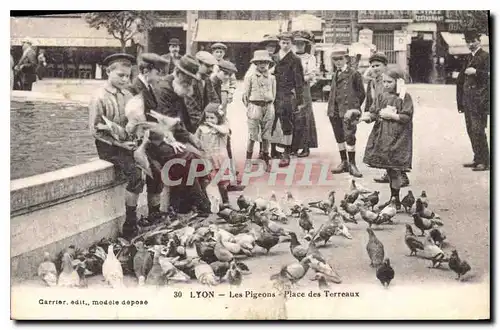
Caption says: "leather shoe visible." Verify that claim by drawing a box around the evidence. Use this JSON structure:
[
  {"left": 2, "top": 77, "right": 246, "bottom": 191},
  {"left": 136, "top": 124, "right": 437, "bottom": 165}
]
[
  {"left": 374, "top": 172, "right": 389, "bottom": 183},
  {"left": 297, "top": 149, "right": 310, "bottom": 158},
  {"left": 349, "top": 163, "right": 363, "bottom": 178},
  {"left": 271, "top": 150, "right": 282, "bottom": 159},
  {"left": 331, "top": 160, "right": 349, "bottom": 174},
  {"left": 472, "top": 164, "right": 489, "bottom": 171},
  {"left": 227, "top": 184, "right": 246, "bottom": 192},
  {"left": 463, "top": 162, "right": 478, "bottom": 168},
  {"left": 279, "top": 154, "right": 291, "bottom": 167}
]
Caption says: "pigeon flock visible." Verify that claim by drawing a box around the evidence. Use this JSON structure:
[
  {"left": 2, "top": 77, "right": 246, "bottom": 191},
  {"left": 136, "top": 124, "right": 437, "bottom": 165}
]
[{"left": 37, "top": 179, "right": 472, "bottom": 290}]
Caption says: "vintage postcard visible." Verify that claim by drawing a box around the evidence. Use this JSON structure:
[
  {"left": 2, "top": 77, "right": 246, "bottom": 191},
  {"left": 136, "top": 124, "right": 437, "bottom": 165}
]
[{"left": 10, "top": 10, "right": 490, "bottom": 320}]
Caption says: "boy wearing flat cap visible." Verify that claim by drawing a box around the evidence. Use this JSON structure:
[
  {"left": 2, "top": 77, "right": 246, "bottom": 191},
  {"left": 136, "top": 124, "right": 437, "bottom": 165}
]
[
  {"left": 161, "top": 38, "right": 183, "bottom": 75},
  {"left": 456, "top": 29, "right": 490, "bottom": 171},
  {"left": 270, "top": 31, "right": 306, "bottom": 167},
  {"left": 327, "top": 47, "right": 366, "bottom": 178},
  {"left": 89, "top": 53, "right": 143, "bottom": 239},
  {"left": 211, "top": 43, "right": 237, "bottom": 110}
]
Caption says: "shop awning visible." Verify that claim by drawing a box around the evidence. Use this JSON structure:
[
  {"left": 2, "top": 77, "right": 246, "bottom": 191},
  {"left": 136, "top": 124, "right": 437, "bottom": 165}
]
[
  {"left": 194, "top": 19, "right": 283, "bottom": 43},
  {"left": 11, "top": 16, "right": 122, "bottom": 47},
  {"left": 441, "top": 32, "right": 490, "bottom": 55}
]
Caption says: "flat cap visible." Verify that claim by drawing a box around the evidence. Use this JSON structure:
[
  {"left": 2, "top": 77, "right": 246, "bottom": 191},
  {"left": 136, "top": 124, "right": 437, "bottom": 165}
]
[
  {"left": 195, "top": 51, "right": 218, "bottom": 66},
  {"left": 138, "top": 53, "right": 170, "bottom": 70},
  {"left": 260, "top": 34, "right": 280, "bottom": 45},
  {"left": 218, "top": 59, "right": 238, "bottom": 73},
  {"left": 210, "top": 42, "right": 228, "bottom": 50},
  {"left": 175, "top": 54, "right": 201, "bottom": 80},
  {"left": 103, "top": 53, "right": 136, "bottom": 66},
  {"left": 168, "top": 38, "right": 181, "bottom": 45},
  {"left": 368, "top": 52, "right": 388, "bottom": 65}
]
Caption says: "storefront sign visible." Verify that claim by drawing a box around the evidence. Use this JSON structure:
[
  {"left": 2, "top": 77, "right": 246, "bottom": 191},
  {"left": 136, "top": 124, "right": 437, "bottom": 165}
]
[
  {"left": 394, "top": 31, "right": 408, "bottom": 51},
  {"left": 11, "top": 37, "right": 121, "bottom": 48},
  {"left": 324, "top": 21, "right": 352, "bottom": 44},
  {"left": 414, "top": 10, "right": 444, "bottom": 22}
]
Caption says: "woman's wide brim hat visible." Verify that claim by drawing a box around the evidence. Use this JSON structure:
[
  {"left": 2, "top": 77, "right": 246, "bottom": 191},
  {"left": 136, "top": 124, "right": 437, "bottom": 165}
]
[
  {"left": 175, "top": 54, "right": 201, "bottom": 80},
  {"left": 250, "top": 50, "right": 273, "bottom": 63}
]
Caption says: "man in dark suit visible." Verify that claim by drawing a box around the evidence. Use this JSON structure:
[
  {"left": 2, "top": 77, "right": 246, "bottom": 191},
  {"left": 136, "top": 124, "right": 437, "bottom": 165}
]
[
  {"left": 456, "top": 29, "right": 490, "bottom": 171},
  {"left": 128, "top": 53, "right": 170, "bottom": 223},
  {"left": 14, "top": 38, "right": 38, "bottom": 91},
  {"left": 327, "top": 48, "right": 366, "bottom": 178},
  {"left": 161, "top": 38, "right": 183, "bottom": 75},
  {"left": 271, "top": 31, "right": 305, "bottom": 167}
]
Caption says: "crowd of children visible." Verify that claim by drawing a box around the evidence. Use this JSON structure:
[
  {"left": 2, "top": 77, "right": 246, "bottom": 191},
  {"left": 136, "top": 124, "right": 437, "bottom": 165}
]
[{"left": 88, "top": 31, "right": 415, "bottom": 240}]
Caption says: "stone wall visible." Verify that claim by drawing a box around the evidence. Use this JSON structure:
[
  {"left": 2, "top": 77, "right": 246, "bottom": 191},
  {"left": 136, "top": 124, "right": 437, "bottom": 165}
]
[{"left": 10, "top": 159, "right": 151, "bottom": 280}]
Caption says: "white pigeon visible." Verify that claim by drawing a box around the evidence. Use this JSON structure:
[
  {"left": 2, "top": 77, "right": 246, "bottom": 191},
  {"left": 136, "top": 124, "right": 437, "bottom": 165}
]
[{"left": 102, "top": 244, "right": 124, "bottom": 288}]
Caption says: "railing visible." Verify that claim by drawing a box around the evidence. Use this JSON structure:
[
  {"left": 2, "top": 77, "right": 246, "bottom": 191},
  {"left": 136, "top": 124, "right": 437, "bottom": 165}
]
[{"left": 358, "top": 10, "right": 413, "bottom": 22}]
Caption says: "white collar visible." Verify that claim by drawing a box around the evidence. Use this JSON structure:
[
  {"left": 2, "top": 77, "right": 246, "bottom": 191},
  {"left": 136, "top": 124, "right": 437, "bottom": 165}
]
[
  {"left": 279, "top": 49, "right": 291, "bottom": 59},
  {"left": 138, "top": 74, "right": 150, "bottom": 88}
]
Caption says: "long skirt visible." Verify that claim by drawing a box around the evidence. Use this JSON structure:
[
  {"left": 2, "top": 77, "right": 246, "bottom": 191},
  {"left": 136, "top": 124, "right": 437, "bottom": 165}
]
[{"left": 291, "top": 83, "right": 318, "bottom": 150}]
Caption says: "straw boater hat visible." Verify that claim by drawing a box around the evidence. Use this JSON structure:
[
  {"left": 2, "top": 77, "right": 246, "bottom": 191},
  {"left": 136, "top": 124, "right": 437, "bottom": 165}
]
[
  {"left": 250, "top": 50, "right": 273, "bottom": 63},
  {"left": 195, "top": 51, "right": 218, "bottom": 66},
  {"left": 369, "top": 52, "right": 388, "bottom": 65},
  {"left": 175, "top": 54, "right": 201, "bottom": 80},
  {"left": 331, "top": 48, "right": 348, "bottom": 58}
]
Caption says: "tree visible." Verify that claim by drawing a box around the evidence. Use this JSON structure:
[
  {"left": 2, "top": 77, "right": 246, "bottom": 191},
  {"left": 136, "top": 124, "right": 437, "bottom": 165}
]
[
  {"left": 84, "top": 11, "right": 159, "bottom": 53},
  {"left": 456, "top": 10, "right": 490, "bottom": 34}
]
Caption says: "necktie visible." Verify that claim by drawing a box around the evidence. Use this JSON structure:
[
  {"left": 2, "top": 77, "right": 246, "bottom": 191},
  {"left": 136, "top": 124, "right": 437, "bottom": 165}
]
[{"left": 148, "top": 84, "right": 157, "bottom": 106}]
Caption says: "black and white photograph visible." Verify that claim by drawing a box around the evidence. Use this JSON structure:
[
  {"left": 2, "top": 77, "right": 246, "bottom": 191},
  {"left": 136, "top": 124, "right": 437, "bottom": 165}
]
[{"left": 9, "top": 9, "right": 491, "bottom": 320}]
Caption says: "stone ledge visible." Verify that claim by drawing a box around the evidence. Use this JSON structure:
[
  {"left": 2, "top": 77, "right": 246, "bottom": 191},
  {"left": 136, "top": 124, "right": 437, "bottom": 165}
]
[{"left": 11, "top": 160, "right": 122, "bottom": 216}]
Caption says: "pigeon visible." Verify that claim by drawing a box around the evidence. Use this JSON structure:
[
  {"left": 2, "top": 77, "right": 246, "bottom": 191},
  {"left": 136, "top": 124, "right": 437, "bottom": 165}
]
[
  {"left": 146, "top": 246, "right": 166, "bottom": 286},
  {"left": 270, "top": 258, "right": 312, "bottom": 285},
  {"left": 305, "top": 255, "right": 342, "bottom": 284},
  {"left": 340, "top": 199, "right": 360, "bottom": 217},
  {"left": 37, "top": 252, "right": 57, "bottom": 287},
  {"left": 57, "top": 252, "right": 79, "bottom": 288},
  {"left": 412, "top": 213, "right": 443, "bottom": 237},
  {"left": 133, "top": 241, "right": 153, "bottom": 285},
  {"left": 349, "top": 179, "right": 372, "bottom": 195},
  {"left": 448, "top": 250, "right": 471, "bottom": 281},
  {"left": 308, "top": 191, "right": 335, "bottom": 214},
  {"left": 404, "top": 224, "right": 425, "bottom": 256},
  {"left": 415, "top": 198, "right": 441, "bottom": 220},
  {"left": 101, "top": 115, "right": 128, "bottom": 141},
  {"left": 227, "top": 260, "right": 243, "bottom": 286},
  {"left": 359, "top": 205, "right": 383, "bottom": 227},
  {"left": 299, "top": 207, "right": 314, "bottom": 233},
  {"left": 282, "top": 191, "right": 302, "bottom": 217},
  {"left": 102, "top": 244, "right": 124, "bottom": 288},
  {"left": 379, "top": 197, "right": 398, "bottom": 224},
  {"left": 429, "top": 226, "right": 447, "bottom": 247},
  {"left": 344, "top": 189, "right": 359, "bottom": 204},
  {"left": 366, "top": 228, "right": 385, "bottom": 268},
  {"left": 133, "top": 129, "right": 153, "bottom": 178},
  {"left": 376, "top": 258, "right": 395, "bottom": 288},
  {"left": 401, "top": 190, "right": 416, "bottom": 213},
  {"left": 423, "top": 235, "right": 446, "bottom": 268},
  {"left": 237, "top": 194, "right": 253, "bottom": 211},
  {"left": 361, "top": 191, "right": 380, "bottom": 210},
  {"left": 419, "top": 191, "right": 429, "bottom": 207},
  {"left": 313, "top": 273, "right": 330, "bottom": 289},
  {"left": 288, "top": 232, "right": 308, "bottom": 262}
]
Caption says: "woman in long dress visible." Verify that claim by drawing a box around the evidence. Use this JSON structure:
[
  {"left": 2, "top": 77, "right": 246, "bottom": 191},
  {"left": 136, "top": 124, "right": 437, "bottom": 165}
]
[{"left": 291, "top": 30, "right": 318, "bottom": 157}]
